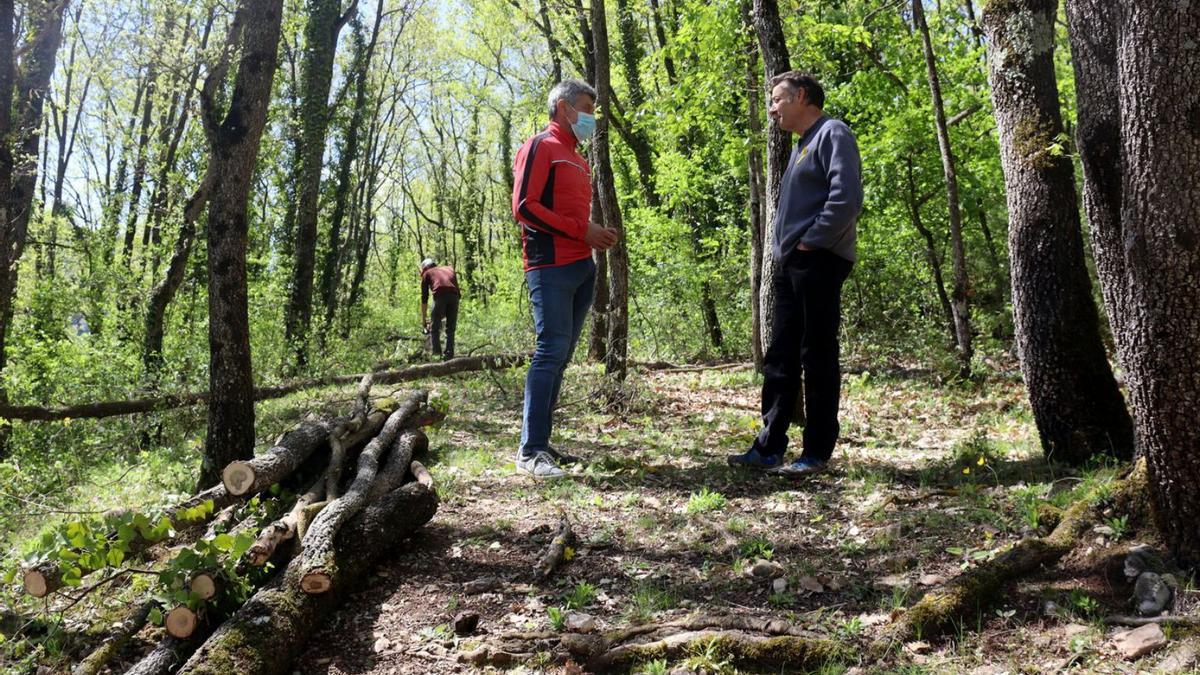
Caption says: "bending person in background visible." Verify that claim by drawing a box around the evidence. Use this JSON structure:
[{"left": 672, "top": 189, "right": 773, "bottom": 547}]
[{"left": 419, "top": 258, "right": 460, "bottom": 360}]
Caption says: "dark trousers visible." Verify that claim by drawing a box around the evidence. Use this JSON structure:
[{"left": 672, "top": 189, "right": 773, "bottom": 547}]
[
  {"left": 430, "top": 293, "right": 460, "bottom": 358},
  {"left": 756, "top": 249, "right": 853, "bottom": 461}
]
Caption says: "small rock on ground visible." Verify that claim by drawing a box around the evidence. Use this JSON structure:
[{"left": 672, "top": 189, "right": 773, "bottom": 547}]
[{"left": 1111, "top": 623, "right": 1167, "bottom": 660}]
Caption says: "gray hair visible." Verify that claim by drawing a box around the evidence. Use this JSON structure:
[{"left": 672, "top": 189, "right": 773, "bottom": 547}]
[{"left": 546, "top": 79, "right": 597, "bottom": 119}]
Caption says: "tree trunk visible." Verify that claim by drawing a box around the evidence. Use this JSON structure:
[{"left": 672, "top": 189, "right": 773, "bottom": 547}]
[
  {"left": 285, "top": 0, "right": 354, "bottom": 366},
  {"left": 122, "top": 54, "right": 160, "bottom": 267},
  {"left": 750, "top": 0, "right": 802, "bottom": 419},
  {"left": 906, "top": 159, "right": 957, "bottom": 347},
  {"left": 320, "top": 8, "right": 381, "bottom": 331},
  {"left": 0, "top": 0, "right": 69, "bottom": 459},
  {"left": 591, "top": 0, "right": 629, "bottom": 382},
  {"left": 913, "top": 0, "right": 973, "bottom": 378},
  {"left": 199, "top": 0, "right": 285, "bottom": 489},
  {"left": 750, "top": 0, "right": 790, "bottom": 358},
  {"left": 742, "top": 0, "right": 765, "bottom": 371},
  {"left": 648, "top": 0, "right": 677, "bottom": 84},
  {"left": 1111, "top": 0, "right": 1200, "bottom": 562},
  {"left": 1064, "top": 0, "right": 1130, "bottom": 359},
  {"left": 143, "top": 177, "right": 211, "bottom": 377},
  {"left": 613, "top": 0, "right": 659, "bottom": 207},
  {"left": 981, "top": 0, "right": 1133, "bottom": 464}
]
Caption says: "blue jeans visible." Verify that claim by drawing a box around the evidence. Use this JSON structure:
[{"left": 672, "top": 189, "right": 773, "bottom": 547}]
[{"left": 520, "top": 257, "right": 596, "bottom": 458}]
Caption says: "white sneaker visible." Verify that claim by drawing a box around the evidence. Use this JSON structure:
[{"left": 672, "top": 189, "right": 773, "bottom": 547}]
[{"left": 516, "top": 451, "right": 567, "bottom": 478}]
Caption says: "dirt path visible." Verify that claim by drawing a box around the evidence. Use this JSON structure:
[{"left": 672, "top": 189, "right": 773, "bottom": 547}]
[{"left": 293, "top": 366, "right": 1154, "bottom": 674}]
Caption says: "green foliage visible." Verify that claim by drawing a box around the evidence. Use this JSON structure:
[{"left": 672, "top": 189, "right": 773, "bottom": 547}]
[
  {"left": 739, "top": 534, "right": 774, "bottom": 561},
  {"left": 685, "top": 487, "right": 727, "bottom": 514},
  {"left": 563, "top": 581, "right": 598, "bottom": 610}
]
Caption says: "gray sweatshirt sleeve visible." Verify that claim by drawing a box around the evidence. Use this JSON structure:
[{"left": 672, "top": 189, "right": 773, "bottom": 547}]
[{"left": 800, "top": 123, "right": 863, "bottom": 250}]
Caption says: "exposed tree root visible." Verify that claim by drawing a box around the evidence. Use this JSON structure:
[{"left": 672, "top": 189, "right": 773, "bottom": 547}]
[
  {"left": 882, "top": 459, "right": 1149, "bottom": 647},
  {"left": 461, "top": 613, "right": 850, "bottom": 672}
]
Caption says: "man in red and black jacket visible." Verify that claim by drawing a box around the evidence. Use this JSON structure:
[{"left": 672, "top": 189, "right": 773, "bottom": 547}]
[
  {"left": 419, "top": 258, "right": 460, "bottom": 359},
  {"left": 512, "top": 78, "right": 617, "bottom": 478}
]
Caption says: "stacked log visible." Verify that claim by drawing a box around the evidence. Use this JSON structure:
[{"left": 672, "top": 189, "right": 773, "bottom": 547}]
[{"left": 53, "top": 388, "right": 441, "bottom": 675}]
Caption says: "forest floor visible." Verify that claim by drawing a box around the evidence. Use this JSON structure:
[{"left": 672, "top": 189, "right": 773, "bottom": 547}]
[
  {"left": 284, "top": 361, "right": 1193, "bottom": 674},
  {"left": 3, "top": 357, "right": 1195, "bottom": 674}
]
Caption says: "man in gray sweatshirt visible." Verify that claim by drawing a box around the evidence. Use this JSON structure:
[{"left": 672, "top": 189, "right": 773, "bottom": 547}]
[{"left": 728, "top": 71, "right": 863, "bottom": 476}]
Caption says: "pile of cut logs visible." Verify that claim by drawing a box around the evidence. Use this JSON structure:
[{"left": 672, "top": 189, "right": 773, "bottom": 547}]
[{"left": 32, "top": 377, "right": 441, "bottom": 675}]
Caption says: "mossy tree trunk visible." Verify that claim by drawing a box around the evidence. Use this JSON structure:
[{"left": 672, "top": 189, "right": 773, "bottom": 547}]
[
  {"left": 284, "top": 0, "right": 356, "bottom": 367},
  {"left": 982, "top": 0, "right": 1133, "bottom": 465}
]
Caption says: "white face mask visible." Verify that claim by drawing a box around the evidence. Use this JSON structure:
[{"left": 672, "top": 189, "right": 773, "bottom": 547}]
[{"left": 568, "top": 103, "right": 597, "bottom": 141}]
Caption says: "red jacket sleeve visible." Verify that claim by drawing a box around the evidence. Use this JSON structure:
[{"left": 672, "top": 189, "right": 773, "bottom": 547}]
[{"left": 512, "top": 136, "right": 587, "bottom": 240}]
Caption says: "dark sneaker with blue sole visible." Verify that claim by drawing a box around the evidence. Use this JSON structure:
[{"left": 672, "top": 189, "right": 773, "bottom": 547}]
[
  {"left": 726, "top": 446, "right": 784, "bottom": 469},
  {"left": 767, "top": 456, "right": 829, "bottom": 477}
]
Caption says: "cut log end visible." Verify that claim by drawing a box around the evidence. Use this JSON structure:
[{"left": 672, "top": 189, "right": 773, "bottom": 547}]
[
  {"left": 166, "top": 607, "right": 198, "bottom": 639},
  {"left": 411, "top": 460, "right": 433, "bottom": 487},
  {"left": 22, "top": 568, "right": 51, "bottom": 598},
  {"left": 222, "top": 461, "right": 256, "bottom": 496},
  {"left": 190, "top": 574, "right": 217, "bottom": 601},
  {"left": 299, "top": 571, "right": 333, "bottom": 594}
]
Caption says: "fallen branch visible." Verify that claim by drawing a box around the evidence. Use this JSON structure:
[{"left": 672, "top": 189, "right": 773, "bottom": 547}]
[
  {"left": 323, "top": 375, "right": 376, "bottom": 500},
  {"left": 581, "top": 629, "right": 849, "bottom": 672},
  {"left": 125, "top": 631, "right": 211, "bottom": 675},
  {"left": 0, "top": 353, "right": 527, "bottom": 421},
  {"left": 464, "top": 613, "right": 848, "bottom": 671},
  {"left": 634, "top": 360, "right": 751, "bottom": 374},
  {"left": 367, "top": 428, "right": 428, "bottom": 500},
  {"left": 72, "top": 599, "right": 156, "bottom": 675},
  {"left": 245, "top": 477, "right": 324, "bottom": 567},
  {"left": 177, "top": 481, "right": 438, "bottom": 675},
  {"left": 535, "top": 516, "right": 575, "bottom": 581},
  {"left": 1104, "top": 614, "right": 1200, "bottom": 627},
  {"left": 221, "top": 417, "right": 337, "bottom": 497},
  {"left": 299, "top": 395, "right": 426, "bottom": 593}
]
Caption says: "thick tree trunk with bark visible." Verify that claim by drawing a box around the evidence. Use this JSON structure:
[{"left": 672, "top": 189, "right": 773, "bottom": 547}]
[
  {"left": 177, "top": 481, "right": 438, "bottom": 675},
  {"left": 199, "top": 0, "right": 285, "bottom": 488},
  {"left": 982, "top": 0, "right": 1132, "bottom": 465},
  {"left": 1064, "top": 0, "right": 1129, "bottom": 358},
  {"left": 1110, "top": 0, "right": 1200, "bottom": 562},
  {"left": 591, "top": 0, "right": 629, "bottom": 382},
  {"left": 913, "top": 0, "right": 973, "bottom": 378},
  {"left": 221, "top": 416, "right": 338, "bottom": 496}
]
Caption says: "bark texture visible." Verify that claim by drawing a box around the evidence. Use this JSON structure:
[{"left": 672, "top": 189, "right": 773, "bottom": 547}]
[
  {"left": 982, "top": 0, "right": 1133, "bottom": 464},
  {"left": 177, "top": 482, "right": 438, "bottom": 675},
  {"left": 1112, "top": 0, "right": 1200, "bottom": 562},
  {"left": 200, "top": 0, "right": 285, "bottom": 487}
]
